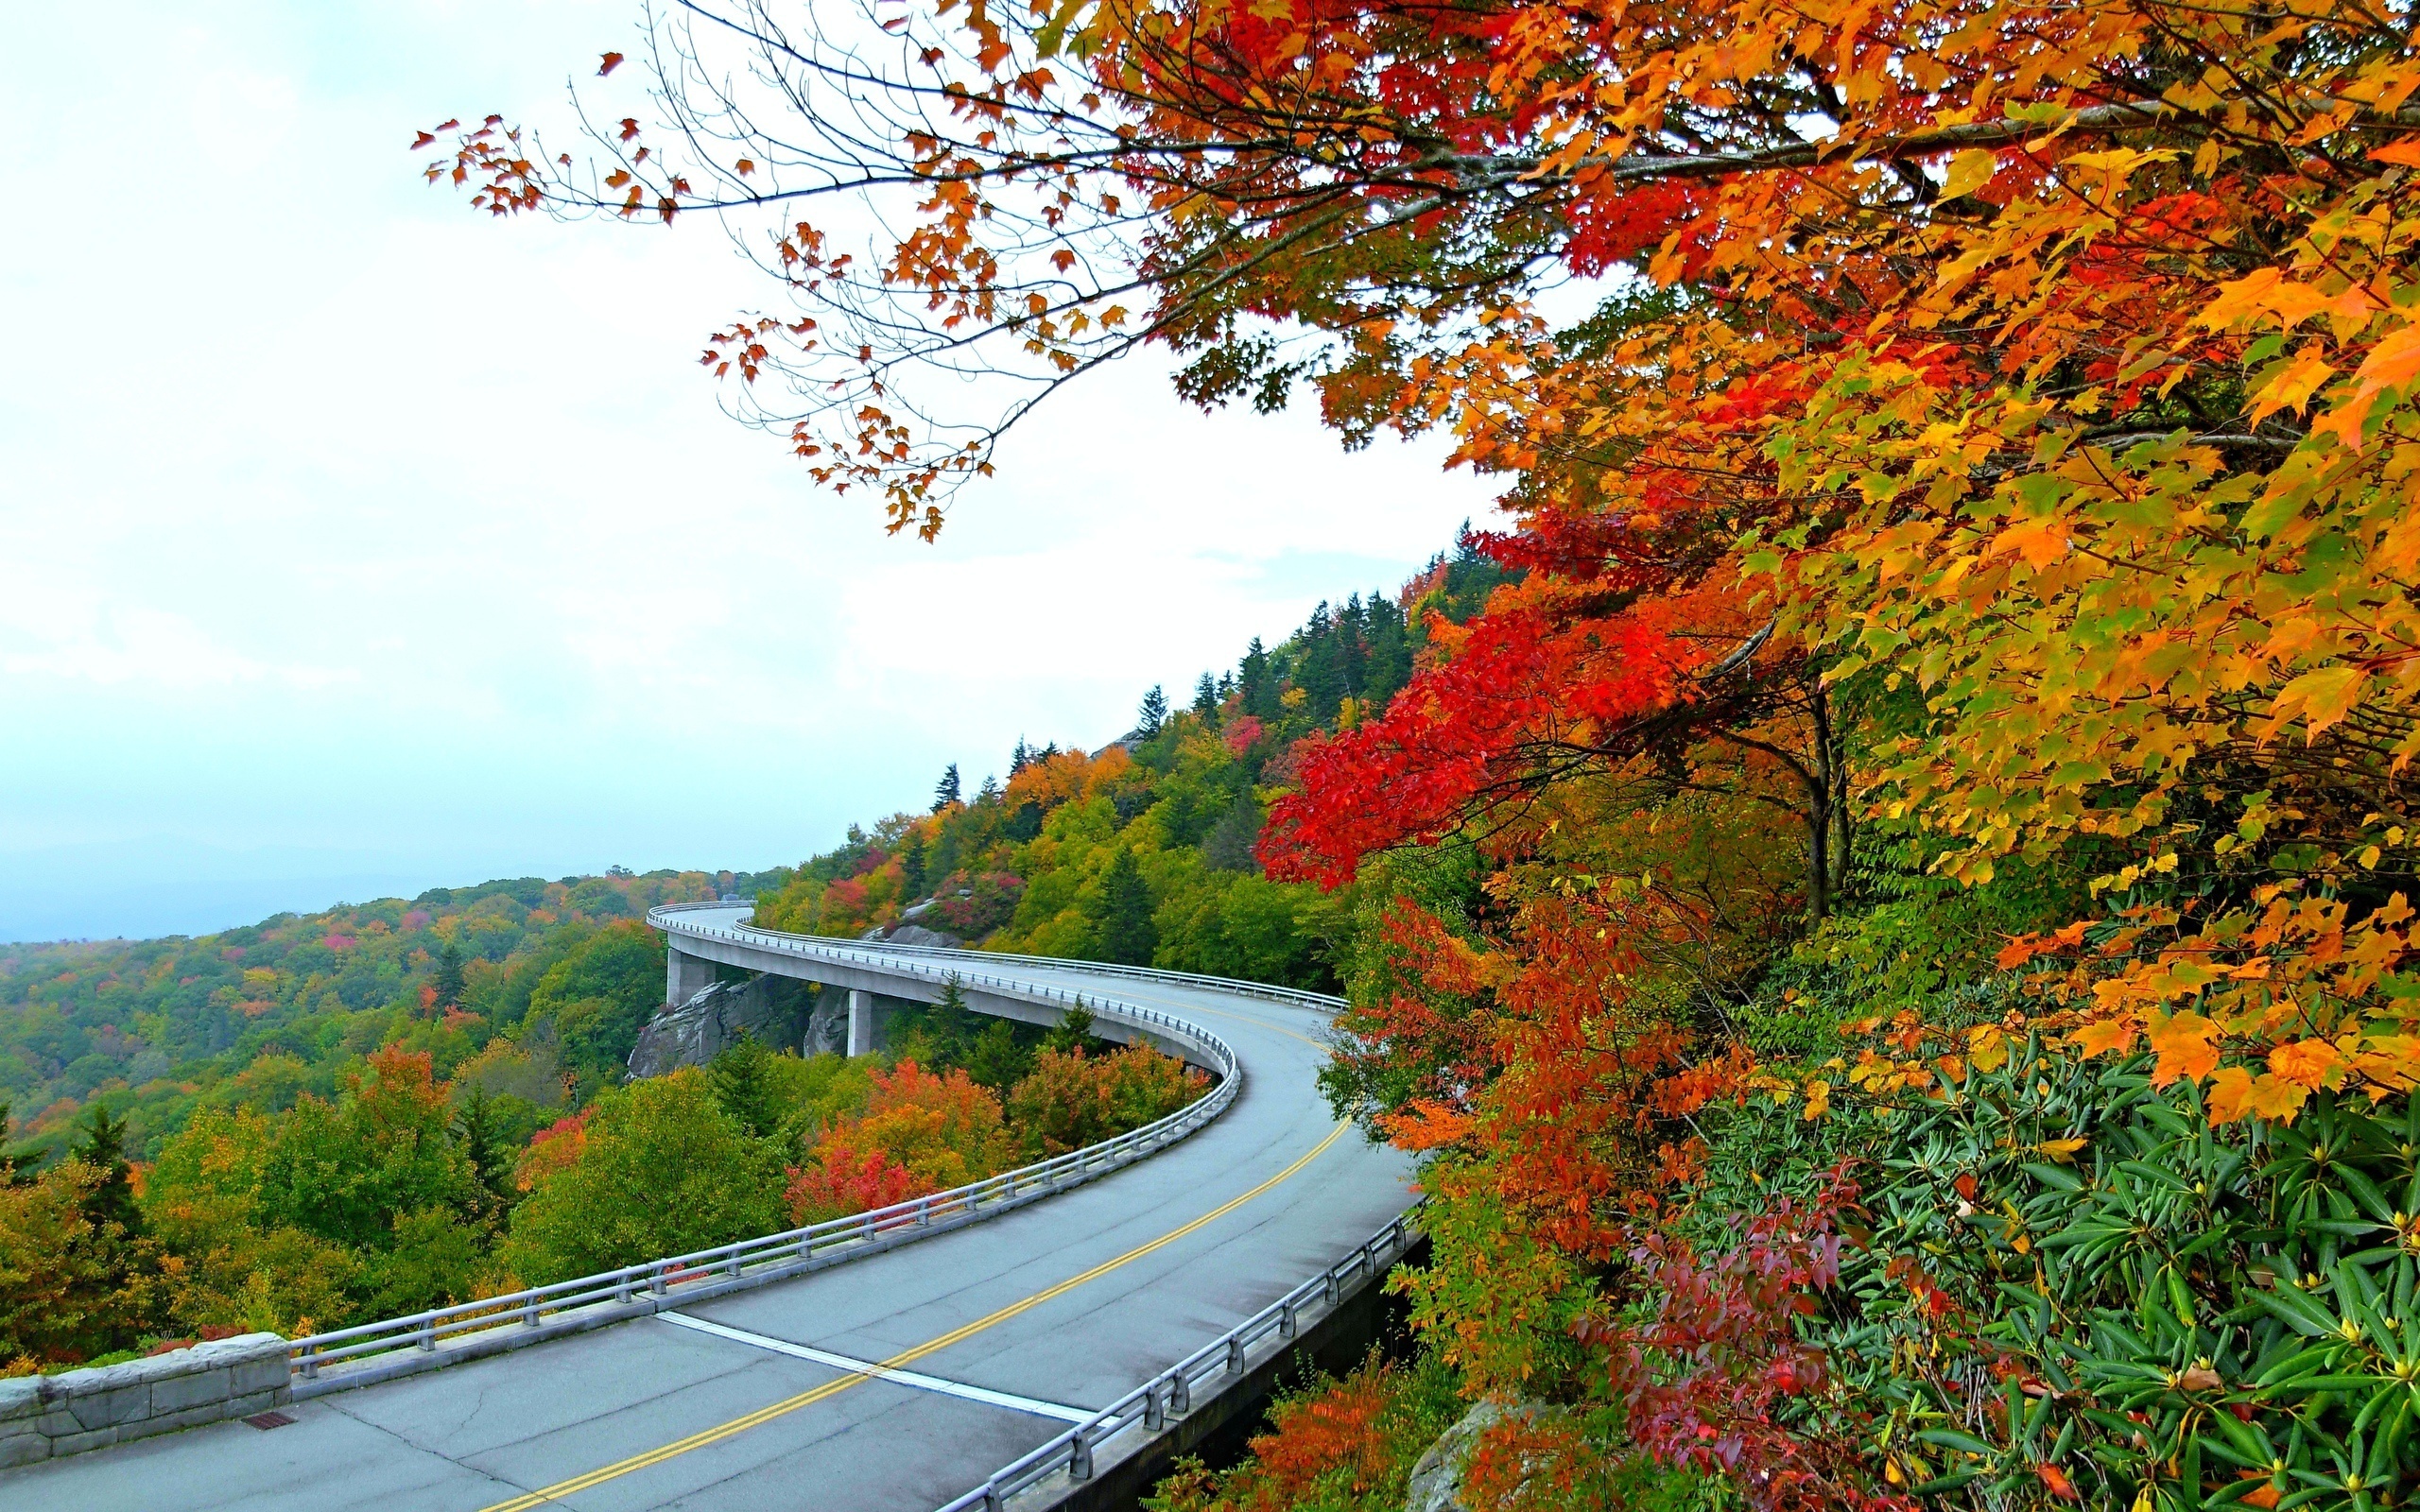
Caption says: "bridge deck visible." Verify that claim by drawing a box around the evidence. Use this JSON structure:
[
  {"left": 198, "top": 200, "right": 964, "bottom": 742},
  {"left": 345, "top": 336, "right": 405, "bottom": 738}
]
[{"left": 11, "top": 917, "right": 1413, "bottom": 1512}]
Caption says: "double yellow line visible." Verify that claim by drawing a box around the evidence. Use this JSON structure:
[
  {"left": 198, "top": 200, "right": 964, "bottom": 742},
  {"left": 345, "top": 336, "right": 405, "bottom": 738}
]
[{"left": 478, "top": 1120, "right": 1352, "bottom": 1511}]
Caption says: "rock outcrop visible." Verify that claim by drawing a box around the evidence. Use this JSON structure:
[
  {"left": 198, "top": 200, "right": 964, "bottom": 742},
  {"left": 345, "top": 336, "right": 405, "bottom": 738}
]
[
  {"left": 626, "top": 975, "right": 809, "bottom": 1078},
  {"left": 1405, "top": 1400, "right": 1542, "bottom": 1512}
]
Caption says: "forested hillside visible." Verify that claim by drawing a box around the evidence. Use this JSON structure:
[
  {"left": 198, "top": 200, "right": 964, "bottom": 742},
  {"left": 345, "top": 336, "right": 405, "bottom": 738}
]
[
  {"left": 752, "top": 540, "right": 1507, "bottom": 988},
  {"left": 0, "top": 869, "right": 776, "bottom": 1165}
]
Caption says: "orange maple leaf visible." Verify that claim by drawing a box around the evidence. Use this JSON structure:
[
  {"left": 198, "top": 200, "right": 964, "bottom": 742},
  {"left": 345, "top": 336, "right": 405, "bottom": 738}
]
[
  {"left": 2268, "top": 1038, "right": 2341, "bottom": 1090},
  {"left": 2147, "top": 1011, "right": 2220, "bottom": 1086}
]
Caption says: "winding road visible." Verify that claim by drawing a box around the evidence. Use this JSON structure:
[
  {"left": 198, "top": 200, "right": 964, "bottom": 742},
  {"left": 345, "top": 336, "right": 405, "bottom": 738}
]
[{"left": 10, "top": 908, "right": 1415, "bottom": 1512}]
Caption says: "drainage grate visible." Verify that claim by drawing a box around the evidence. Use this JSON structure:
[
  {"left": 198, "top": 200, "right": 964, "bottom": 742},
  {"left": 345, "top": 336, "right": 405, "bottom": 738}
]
[{"left": 244, "top": 1411, "right": 296, "bottom": 1431}]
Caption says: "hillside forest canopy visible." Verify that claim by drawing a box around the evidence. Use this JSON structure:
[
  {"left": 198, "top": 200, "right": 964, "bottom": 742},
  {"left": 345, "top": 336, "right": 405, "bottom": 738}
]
[{"left": 393, "top": 0, "right": 2420, "bottom": 1504}]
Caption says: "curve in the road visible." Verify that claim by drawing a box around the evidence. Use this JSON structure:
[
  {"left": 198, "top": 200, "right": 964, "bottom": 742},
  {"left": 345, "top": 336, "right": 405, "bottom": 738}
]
[{"left": 9, "top": 909, "right": 1415, "bottom": 1512}]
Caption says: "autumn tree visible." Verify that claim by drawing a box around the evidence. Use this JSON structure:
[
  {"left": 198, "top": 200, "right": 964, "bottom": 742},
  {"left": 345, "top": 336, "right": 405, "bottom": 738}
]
[{"left": 507, "top": 1070, "right": 787, "bottom": 1282}]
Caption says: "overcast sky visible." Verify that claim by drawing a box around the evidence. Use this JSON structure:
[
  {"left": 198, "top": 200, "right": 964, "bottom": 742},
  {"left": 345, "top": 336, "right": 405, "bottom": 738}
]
[{"left": 0, "top": 1, "right": 1495, "bottom": 942}]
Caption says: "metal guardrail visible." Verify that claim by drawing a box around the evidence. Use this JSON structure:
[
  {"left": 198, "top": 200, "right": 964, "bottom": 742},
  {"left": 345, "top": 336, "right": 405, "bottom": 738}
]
[
  {"left": 648, "top": 898, "right": 1346, "bottom": 1015},
  {"left": 931, "top": 1205, "right": 1426, "bottom": 1512},
  {"left": 284, "top": 949, "right": 1241, "bottom": 1386}
]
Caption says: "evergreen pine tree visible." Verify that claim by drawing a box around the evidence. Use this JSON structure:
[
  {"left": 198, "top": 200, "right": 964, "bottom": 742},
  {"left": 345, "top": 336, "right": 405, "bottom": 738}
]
[
  {"left": 928, "top": 974, "right": 976, "bottom": 1063},
  {"left": 455, "top": 1085, "right": 516, "bottom": 1217},
  {"left": 707, "top": 1031, "right": 784, "bottom": 1140},
  {"left": 901, "top": 833, "right": 929, "bottom": 901},
  {"left": 962, "top": 1019, "right": 1033, "bottom": 1097},
  {"left": 1191, "top": 672, "right": 1219, "bottom": 721},
  {"left": 1043, "top": 1001, "right": 1101, "bottom": 1054},
  {"left": 1137, "top": 684, "right": 1168, "bottom": 736},
  {"left": 432, "top": 941, "right": 467, "bottom": 1009},
  {"left": 1094, "top": 847, "right": 1158, "bottom": 966},
  {"left": 977, "top": 773, "right": 1002, "bottom": 805},
  {"left": 1239, "top": 638, "right": 1279, "bottom": 719},
  {"left": 69, "top": 1103, "right": 143, "bottom": 1236},
  {"left": 1363, "top": 592, "right": 1410, "bottom": 711},
  {"left": 1010, "top": 737, "right": 1032, "bottom": 776},
  {"left": 933, "top": 763, "right": 962, "bottom": 811}
]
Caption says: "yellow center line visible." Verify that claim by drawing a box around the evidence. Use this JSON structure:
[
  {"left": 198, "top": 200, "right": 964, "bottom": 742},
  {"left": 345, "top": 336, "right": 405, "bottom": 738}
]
[{"left": 477, "top": 1120, "right": 1353, "bottom": 1512}]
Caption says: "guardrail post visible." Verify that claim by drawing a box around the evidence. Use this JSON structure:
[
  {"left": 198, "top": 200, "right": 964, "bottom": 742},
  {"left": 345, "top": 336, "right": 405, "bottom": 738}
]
[
  {"left": 1070, "top": 1431, "right": 1094, "bottom": 1480},
  {"left": 523, "top": 1296, "right": 541, "bottom": 1327},
  {"left": 1167, "top": 1371, "right": 1189, "bottom": 1416},
  {"left": 1226, "top": 1337, "right": 1245, "bottom": 1374},
  {"left": 1323, "top": 1270, "right": 1340, "bottom": 1306},
  {"left": 982, "top": 1486, "right": 1002, "bottom": 1512},
  {"left": 1144, "top": 1385, "right": 1164, "bottom": 1431},
  {"left": 651, "top": 1263, "right": 668, "bottom": 1297},
  {"left": 727, "top": 1246, "right": 744, "bottom": 1279},
  {"left": 300, "top": 1342, "right": 320, "bottom": 1381},
  {"left": 418, "top": 1318, "right": 436, "bottom": 1351},
  {"left": 617, "top": 1271, "right": 633, "bottom": 1304},
  {"left": 1279, "top": 1301, "right": 1297, "bottom": 1339}
]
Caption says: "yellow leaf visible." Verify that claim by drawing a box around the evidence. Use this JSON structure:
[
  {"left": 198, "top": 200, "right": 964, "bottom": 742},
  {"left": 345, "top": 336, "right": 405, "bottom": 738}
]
[
  {"left": 2247, "top": 352, "right": 2335, "bottom": 424},
  {"left": 2036, "top": 1137, "right": 2089, "bottom": 1163},
  {"left": 1967, "top": 1023, "right": 2010, "bottom": 1073},
  {"left": 2147, "top": 1011, "right": 2221, "bottom": 1087},
  {"left": 2268, "top": 664, "right": 2367, "bottom": 741},
  {"left": 1941, "top": 148, "right": 1997, "bottom": 200}
]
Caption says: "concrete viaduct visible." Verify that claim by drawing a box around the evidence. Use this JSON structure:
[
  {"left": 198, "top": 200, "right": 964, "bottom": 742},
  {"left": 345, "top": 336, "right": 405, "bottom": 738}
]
[{"left": 8, "top": 903, "right": 1416, "bottom": 1512}]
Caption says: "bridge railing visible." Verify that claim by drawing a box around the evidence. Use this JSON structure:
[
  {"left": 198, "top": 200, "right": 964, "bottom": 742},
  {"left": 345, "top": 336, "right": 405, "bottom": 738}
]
[
  {"left": 284, "top": 970, "right": 1240, "bottom": 1387},
  {"left": 647, "top": 899, "right": 1346, "bottom": 1014},
  {"left": 931, "top": 1205, "right": 1426, "bottom": 1512}
]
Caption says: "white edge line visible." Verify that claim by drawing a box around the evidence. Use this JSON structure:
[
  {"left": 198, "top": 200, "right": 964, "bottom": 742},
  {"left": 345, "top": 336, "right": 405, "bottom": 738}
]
[{"left": 657, "top": 1313, "right": 1102, "bottom": 1425}]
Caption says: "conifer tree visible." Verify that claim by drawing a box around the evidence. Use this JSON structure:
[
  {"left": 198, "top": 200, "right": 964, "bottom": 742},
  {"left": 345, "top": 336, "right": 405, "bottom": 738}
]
[
  {"left": 928, "top": 974, "right": 976, "bottom": 1063},
  {"left": 1238, "top": 638, "right": 1278, "bottom": 720},
  {"left": 1191, "top": 673, "right": 1219, "bottom": 722},
  {"left": 455, "top": 1085, "right": 517, "bottom": 1217},
  {"left": 933, "top": 763, "right": 961, "bottom": 811},
  {"left": 961, "top": 1019, "right": 1032, "bottom": 1098},
  {"left": 1043, "top": 1001, "right": 1100, "bottom": 1055},
  {"left": 707, "top": 1032, "right": 784, "bottom": 1140},
  {"left": 1137, "top": 684, "right": 1168, "bottom": 737},
  {"left": 69, "top": 1103, "right": 142, "bottom": 1237},
  {"left": 1095, "top": 848, "right": 1158, "bottom": 966},
  {"left": 432, "top": 941, "right": 467, "bottom": 1010}
]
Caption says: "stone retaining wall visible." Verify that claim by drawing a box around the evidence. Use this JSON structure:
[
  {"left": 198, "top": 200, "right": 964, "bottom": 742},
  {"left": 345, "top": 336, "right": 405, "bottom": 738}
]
[{"left": 0, "top": 1332, "right": 290, "bottom": 1468}]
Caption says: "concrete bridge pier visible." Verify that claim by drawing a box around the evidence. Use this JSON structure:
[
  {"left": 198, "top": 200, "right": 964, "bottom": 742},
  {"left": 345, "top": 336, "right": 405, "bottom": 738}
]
[
  {"left": 846, "top": 988, "right": 874, "bottom": 1057},
  {"left": 666, "top": 946, "right": 716, "bottom": 1005}
]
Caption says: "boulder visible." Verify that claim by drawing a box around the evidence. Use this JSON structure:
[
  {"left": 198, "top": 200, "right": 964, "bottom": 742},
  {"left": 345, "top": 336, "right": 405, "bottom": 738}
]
[{"left": 1405, "top": 1400, "right": 1542, "bottom": 1512}]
